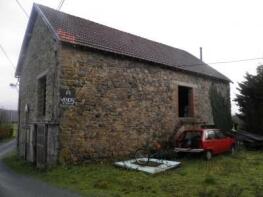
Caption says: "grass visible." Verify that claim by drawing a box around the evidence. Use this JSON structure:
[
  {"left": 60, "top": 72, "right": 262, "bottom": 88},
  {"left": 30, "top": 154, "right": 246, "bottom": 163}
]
[{"left": 3, "top": 149, "right": 263, "bottom": 197}]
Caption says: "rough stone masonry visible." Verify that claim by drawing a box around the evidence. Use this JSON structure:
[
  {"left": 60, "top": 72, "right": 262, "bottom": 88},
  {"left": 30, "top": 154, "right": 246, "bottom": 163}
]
[
  {"left": 16, "top": 4, "right": 230, "bottom": 166},
  {"left": 57, "top": 45, "right": 230, "bottom": 163}
]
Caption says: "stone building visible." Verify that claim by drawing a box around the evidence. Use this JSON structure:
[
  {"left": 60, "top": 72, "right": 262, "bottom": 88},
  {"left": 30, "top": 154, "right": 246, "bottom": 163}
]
[{"left": 16, "top": 4, "right": 231, "bottom": 166}]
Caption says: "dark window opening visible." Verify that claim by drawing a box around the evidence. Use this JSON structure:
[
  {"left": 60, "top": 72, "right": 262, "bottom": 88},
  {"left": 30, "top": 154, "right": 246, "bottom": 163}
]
[
  {"left": 178, "top": 86, "right": 193, "bottom": 117},
  {"left": 38, "top": 76, "right": 47, "bottom": 117}
]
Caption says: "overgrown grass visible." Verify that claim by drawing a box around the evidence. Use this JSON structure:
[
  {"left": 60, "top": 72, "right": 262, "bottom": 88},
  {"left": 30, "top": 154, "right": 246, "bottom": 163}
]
[{"left": 3, "top": 150, "right": 263, "bottom": 197}]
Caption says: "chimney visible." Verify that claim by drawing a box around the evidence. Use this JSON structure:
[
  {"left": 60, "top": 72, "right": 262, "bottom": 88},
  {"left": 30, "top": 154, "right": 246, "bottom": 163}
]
[{"left": 200, "top": 47, "right": 203, "bottom": 61}]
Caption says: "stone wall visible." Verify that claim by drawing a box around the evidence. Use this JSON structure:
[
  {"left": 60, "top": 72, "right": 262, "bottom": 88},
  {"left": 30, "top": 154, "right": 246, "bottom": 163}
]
[
  {"left": 18, "top": 14, "right": 59, "bottom": 165},
  {"left": 58, "top": 45, "right": 230, "bottom": 163},
  {"left": 18, "top": 14, "right": 230, "bottom": 165}
]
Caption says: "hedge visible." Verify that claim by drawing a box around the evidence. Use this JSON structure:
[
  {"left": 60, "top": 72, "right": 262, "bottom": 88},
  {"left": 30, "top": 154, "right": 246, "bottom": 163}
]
[{"left": 0, "top": 124, "right": 13, "bottom": 140}]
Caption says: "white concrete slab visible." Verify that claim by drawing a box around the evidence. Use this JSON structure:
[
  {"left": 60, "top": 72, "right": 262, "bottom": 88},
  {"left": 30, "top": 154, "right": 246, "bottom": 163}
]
[{"left": 115, "top": 158, "right": 181, "bottom": 174}]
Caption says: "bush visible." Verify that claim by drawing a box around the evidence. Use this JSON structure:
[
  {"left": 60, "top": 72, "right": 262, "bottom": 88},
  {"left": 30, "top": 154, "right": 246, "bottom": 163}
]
[{"left": 0, "top": 124, "right": 13, "bottom": 140}]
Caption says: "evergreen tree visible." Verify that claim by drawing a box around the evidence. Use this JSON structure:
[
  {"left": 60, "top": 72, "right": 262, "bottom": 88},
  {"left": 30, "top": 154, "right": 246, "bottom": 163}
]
[
  {"left": 235, "top": 65, "right": 263, "bottom": 134},
  {"left": 209, "top": 85, "right": 232, "bottom": 131}
]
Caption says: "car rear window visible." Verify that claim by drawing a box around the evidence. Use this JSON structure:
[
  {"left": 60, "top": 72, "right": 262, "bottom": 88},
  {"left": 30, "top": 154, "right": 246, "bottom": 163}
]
[{"left": 184, "top": 131, "right": 201, "bottom": 139}]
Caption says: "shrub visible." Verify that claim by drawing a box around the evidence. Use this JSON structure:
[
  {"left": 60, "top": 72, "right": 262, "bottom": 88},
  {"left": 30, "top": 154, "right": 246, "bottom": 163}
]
[{"left": 0, "top": 124, "right": 13, "bottom": 140}]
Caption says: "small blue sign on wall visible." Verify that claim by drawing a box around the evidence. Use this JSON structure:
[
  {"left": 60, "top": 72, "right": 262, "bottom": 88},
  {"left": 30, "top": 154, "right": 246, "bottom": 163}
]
[{"left": 60, "top": 88, "right": 76, "bottom": 105}]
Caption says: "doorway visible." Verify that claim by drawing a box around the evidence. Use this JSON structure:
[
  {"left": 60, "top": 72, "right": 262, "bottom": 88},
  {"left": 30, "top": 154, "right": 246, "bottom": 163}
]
[{"left": 178, "top": 86, "right": 194, "bottom": 117}]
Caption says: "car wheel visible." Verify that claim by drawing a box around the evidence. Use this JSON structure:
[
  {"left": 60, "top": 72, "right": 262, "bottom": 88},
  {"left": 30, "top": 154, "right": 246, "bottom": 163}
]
[{"left": 205, "top": 151, "right": 212, "bottom": 160}]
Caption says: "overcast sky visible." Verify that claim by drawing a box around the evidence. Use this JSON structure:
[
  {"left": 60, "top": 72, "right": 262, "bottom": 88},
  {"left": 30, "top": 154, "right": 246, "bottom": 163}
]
[{"left": 1, "top": 0, "right": 263, "bottom": 113}]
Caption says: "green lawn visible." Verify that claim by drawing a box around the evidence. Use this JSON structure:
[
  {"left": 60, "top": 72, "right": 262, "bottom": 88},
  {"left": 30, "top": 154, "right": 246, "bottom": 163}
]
[{"left": 3, "top": 150, "right": 263, "bottom": 197}]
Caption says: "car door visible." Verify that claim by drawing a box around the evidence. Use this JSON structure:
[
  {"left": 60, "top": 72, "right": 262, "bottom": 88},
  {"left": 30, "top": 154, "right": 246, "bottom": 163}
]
[{"left": 214, "top": 130, "right": 226, "bottom": 153}]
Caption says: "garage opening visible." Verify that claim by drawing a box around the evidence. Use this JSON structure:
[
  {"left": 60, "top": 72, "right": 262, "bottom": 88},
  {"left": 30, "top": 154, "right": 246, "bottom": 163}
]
[{"left": 178, "top": 86, "right": 194, "bottom": 117}]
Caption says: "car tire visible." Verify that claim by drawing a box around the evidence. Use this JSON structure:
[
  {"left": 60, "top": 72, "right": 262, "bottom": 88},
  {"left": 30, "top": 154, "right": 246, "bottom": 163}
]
[{"left": 205, "top": 151, "right": 212, "bottom": 160}]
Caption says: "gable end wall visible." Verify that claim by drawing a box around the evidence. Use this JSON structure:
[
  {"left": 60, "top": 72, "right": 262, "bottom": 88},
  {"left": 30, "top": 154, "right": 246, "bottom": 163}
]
[{"left": 18, "top": 15, "right": 59, "bottom": 165}]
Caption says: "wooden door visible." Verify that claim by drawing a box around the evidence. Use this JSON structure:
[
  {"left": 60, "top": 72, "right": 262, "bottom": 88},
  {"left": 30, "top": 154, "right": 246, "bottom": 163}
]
[{"left": 36, "top": 124, "right": 47, "bottom": 168}]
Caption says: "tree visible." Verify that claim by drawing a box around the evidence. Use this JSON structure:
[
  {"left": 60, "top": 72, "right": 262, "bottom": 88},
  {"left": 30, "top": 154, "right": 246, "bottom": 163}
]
[
  {"left": 235, "top": 65, "right": 263, "bottom": 134},
  {"left": 209, "top": 85, "right": 232, "bottom": 131}
]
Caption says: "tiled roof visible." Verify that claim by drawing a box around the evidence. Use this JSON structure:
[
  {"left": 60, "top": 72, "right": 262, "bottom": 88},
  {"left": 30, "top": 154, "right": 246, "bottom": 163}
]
[{"left": 16, "top": 4, "right": 230, "bottom": 82}]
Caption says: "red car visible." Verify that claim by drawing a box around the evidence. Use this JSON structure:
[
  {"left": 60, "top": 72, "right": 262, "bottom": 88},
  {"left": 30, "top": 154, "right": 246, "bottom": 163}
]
[{"left": 175, "top": 128, "right": 236, "bottom": 160}]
